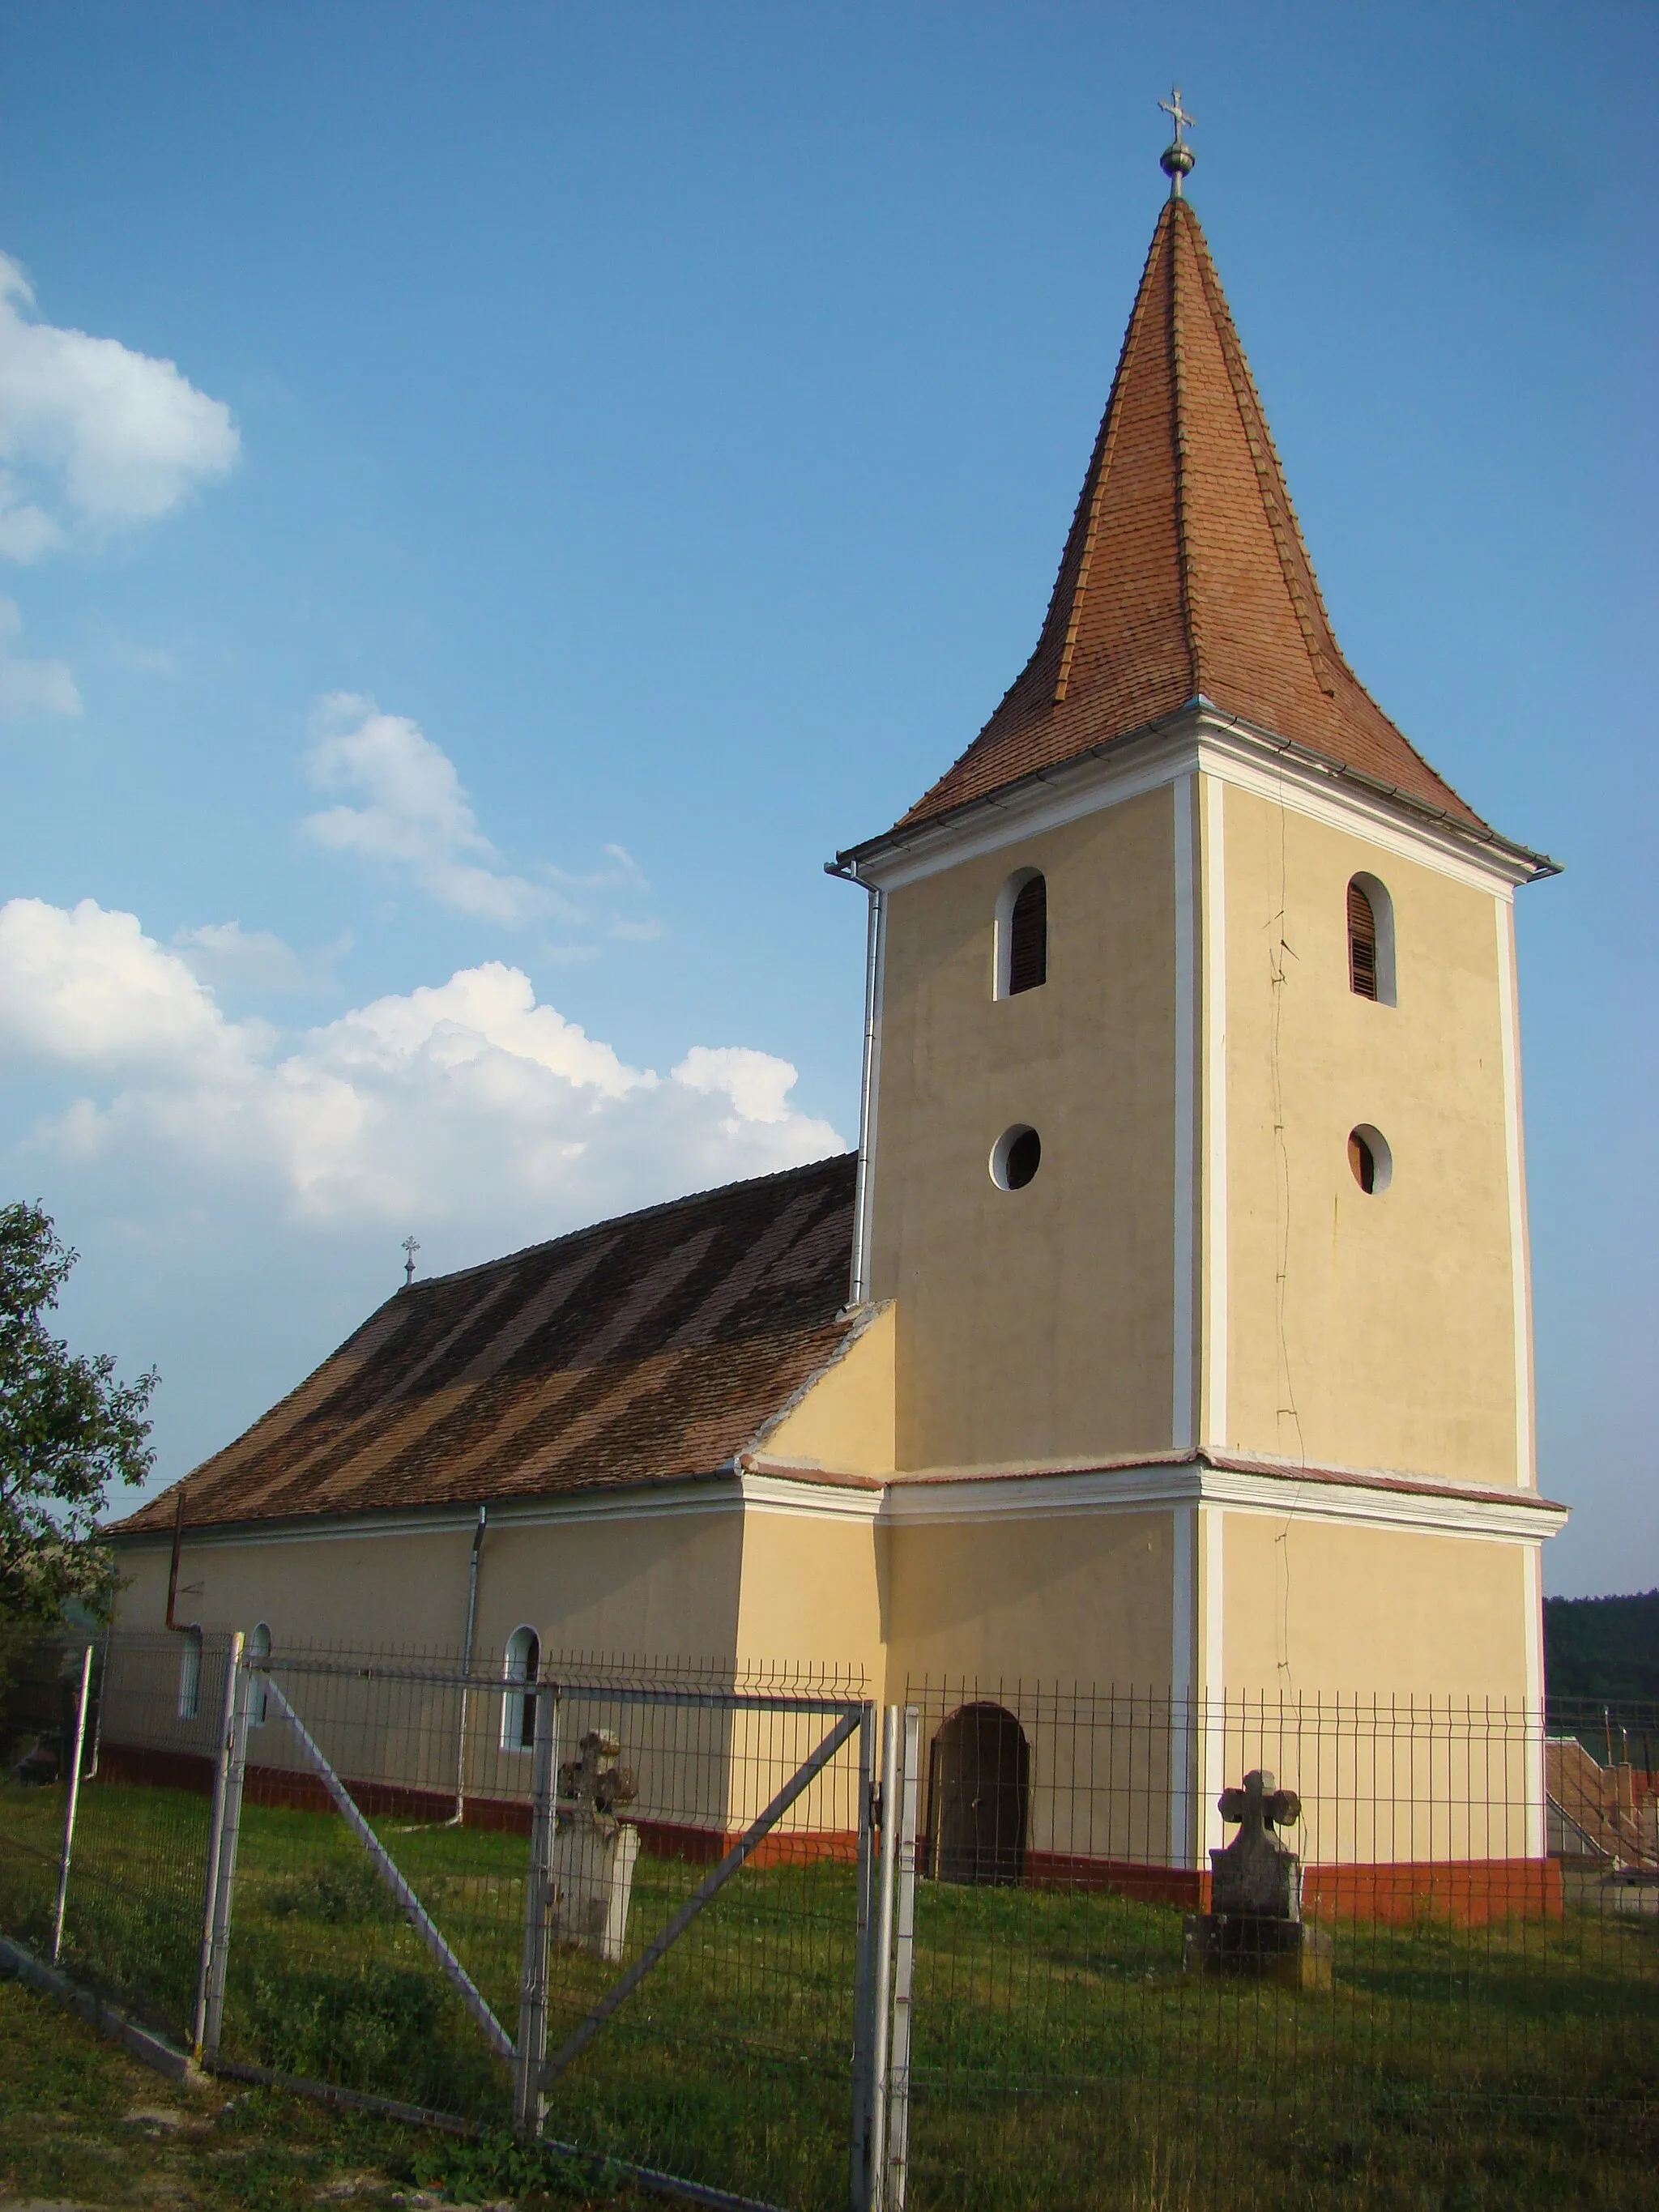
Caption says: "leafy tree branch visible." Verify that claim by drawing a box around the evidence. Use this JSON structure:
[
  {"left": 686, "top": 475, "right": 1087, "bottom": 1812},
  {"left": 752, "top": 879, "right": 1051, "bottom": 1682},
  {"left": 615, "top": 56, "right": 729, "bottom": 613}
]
[{"left": 0, "top": 1201, "right": 156, "bottom": 1636}]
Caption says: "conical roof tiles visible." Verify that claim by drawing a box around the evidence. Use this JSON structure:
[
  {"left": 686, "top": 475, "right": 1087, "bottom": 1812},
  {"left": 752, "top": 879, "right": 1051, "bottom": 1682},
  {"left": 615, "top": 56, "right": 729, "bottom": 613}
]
[{"left": 898, "top": 198, "right": 1484, "bottom": 833}]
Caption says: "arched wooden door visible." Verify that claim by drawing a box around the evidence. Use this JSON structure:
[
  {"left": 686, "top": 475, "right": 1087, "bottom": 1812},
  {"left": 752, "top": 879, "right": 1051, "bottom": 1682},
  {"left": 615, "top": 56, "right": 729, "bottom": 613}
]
[{"left": 926, "top": 1703, "right": 1030, "bottom": 1885}]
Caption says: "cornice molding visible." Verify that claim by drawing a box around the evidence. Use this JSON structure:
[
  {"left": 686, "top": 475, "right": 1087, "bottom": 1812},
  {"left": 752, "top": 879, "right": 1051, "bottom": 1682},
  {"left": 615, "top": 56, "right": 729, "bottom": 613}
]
[
  {"left": 835, "top": 706, "right": 1550, "bottom": 899},
  {"left": 111, "top": 1453, "right": 1566, "bottom": 1554},
  {"left": 109, "top": 1474, "right": 749, "bottom": 1551},
  {"left": 874, "top": 1463, "right": 1563, "bottom": 1544}
]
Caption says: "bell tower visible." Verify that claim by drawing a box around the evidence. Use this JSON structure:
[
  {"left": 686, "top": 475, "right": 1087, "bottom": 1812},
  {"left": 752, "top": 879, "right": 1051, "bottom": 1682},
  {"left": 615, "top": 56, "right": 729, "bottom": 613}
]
[{"left": 832, "top": 147, "right": 1556, "bottom": 1505}]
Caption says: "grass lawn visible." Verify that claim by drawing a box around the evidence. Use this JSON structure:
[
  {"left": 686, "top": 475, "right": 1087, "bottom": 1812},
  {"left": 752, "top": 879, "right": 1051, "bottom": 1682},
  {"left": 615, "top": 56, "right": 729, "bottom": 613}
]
[
  {"left": 4, "top": 1777, "right": 1659, "bottom": 2210},
  {"left": 0, "top": 1972, "right": 653, "bottom": 2210}
]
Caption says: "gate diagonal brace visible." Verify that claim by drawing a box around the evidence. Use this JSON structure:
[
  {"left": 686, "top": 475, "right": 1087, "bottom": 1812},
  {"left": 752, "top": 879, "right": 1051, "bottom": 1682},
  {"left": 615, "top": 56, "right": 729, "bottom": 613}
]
[
  {"left": 261, "top": 1673, "right": 516, "bottom": 2063},
  {"left": 540, "top": 1703, "right": 865, "bottom": 2091}
]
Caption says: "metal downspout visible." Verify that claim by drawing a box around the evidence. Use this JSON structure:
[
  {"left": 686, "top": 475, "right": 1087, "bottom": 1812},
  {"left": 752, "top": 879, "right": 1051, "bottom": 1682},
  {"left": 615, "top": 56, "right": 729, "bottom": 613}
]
[
  {"left": 848, "top": 880, "right": 885, "bottom": 1307},
  {"left": 450, "top": 1505, "right": 488, "bottom": 1826}
]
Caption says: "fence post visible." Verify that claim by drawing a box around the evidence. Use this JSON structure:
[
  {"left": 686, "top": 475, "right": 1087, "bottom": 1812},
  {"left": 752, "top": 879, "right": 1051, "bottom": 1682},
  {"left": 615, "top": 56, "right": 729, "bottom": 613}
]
[
  {"left": 49, "top": 1643, "right": 95, "bottom": 1966},
  {"left": 867, "top": 1707, "right": 902, "bottom": 2212},
  {"left": 885, "top": 1706, "right": 919, "bottom": 2212},
  {"left": 194, "top": 1631, "right": 244, "bottom": 2058},
  {"left": 514, "top": 1676, "right": 561, "bottom": 2137},
  {"left": 86, "top": 1622, "right": 112, "bottom": 1779},
  {"left": 201, "top": 1634, "right": 251, "bottom": 2062},
  {"left": 850, "top": 1701, "right": 880, "bottom": 2212}
]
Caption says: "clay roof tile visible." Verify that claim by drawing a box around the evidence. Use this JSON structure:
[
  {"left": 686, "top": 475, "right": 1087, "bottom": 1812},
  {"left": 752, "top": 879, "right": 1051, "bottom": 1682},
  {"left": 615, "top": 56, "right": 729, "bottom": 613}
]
[
  {"left": 894, "top": 198, "right": 1485, "bottom": 835},
  {"left": 111, "top": 1154, "right": 858, "bottom": 1536}
]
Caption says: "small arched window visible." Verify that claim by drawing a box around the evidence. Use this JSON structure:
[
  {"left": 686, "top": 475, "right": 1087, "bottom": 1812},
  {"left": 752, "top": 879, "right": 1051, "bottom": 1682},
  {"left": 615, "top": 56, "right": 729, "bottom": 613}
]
[
  {"left": 1346, "top": 873, "right": 1396, "bottom": 1004},
  {"left": 177, "top": 1627, "right": 203, "bottom": 1723},
  {"left": 502, "top": 1625, "right": 539, "bottom": 1752},
  {"left": 248, "top": 1622, "right": 271, "bottom": 1728},
  {"left": 995, "top": 869, "right": 1047, "bottom": 999}
]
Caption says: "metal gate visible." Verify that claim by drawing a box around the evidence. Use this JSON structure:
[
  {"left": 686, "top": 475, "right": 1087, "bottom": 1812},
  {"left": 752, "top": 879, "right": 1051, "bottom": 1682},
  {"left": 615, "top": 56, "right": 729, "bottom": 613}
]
[{"left": 189, "top": 1642, "right": 917, "bottom": 2212}]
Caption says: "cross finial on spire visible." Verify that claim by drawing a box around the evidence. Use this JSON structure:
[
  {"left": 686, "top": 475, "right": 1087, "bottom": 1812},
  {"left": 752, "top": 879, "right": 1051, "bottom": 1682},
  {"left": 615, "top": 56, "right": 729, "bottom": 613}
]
[
  {"left": 402, "top": 1235, "right": 420, "bottom": 1287},
  {"left": 1159, "top": 85, "right": 1196, "bottom": 198}
]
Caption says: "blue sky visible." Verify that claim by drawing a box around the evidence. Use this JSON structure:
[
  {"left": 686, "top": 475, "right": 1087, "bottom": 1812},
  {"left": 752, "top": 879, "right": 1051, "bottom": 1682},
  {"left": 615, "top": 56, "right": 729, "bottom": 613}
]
[{"left": 0, "top": 2, "right": 1652, "bottom": 1596}]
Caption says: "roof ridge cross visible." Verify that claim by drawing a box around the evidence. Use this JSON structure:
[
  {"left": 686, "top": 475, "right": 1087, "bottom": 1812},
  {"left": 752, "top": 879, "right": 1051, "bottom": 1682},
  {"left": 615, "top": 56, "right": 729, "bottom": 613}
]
[{"left": 1159, "top": 86, "right": 1197, "bottom": 197}]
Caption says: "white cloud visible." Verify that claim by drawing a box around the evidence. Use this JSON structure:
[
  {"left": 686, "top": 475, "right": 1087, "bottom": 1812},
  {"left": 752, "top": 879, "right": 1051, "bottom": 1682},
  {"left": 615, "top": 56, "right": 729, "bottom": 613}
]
[
  {"left": 0, "top": 898, "right": 260, "bottom": 1073},
  {"left": 551, "top": 844, "right": 649, "bottom": 894},
  {"left": 0, "top": 595, "right": 80, "bottom": 721},
  {"left": 0, "top": 253, "right": 239, "bottom": 554},
  {"left": 173, "top": 921, "right": 337, "bottom": 997},
  {"left": 675, "top": 1045, "right": 804, "bottom": 1125},
  {"left": 0, "top": 474, "right": 62, "bottom": 563},
  {"left": 303, "top": 693, "right": 560, "bottom": 926},
  {"left": 0, "top": 897, "right": 845, "bottom": 1236}
]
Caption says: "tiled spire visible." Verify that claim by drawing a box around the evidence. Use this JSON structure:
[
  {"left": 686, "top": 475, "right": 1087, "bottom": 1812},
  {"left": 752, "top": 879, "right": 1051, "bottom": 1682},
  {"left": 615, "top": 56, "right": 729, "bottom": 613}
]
[{"left": 898, "top": 197, "right": 1484, "bottom": 833}]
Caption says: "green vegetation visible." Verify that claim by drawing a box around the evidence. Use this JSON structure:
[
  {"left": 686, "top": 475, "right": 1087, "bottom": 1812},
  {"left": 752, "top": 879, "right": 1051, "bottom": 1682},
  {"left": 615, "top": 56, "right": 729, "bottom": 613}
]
[
  {"left": 1546, "top": 1591, "right": 1659, "bottom": 1708},
  {"left": 2, "top": 1775, "right": 1657, "bottom": 2210},
  {"left": 0, "top": 1971, "right": 653, "bottom": 2208},
  {"left": 905, "top": 1880, "right": 1659, "bottom": 2210},
  {"left": 0, "top": 1201, "right": 156, "bottom": 1683}
]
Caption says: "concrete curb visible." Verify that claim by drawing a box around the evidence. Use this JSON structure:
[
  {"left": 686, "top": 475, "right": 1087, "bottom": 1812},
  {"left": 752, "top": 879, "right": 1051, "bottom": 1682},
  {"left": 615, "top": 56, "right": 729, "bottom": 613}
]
[{"left": 0, "top": 1932, "right": 199, "bottom": 2085}]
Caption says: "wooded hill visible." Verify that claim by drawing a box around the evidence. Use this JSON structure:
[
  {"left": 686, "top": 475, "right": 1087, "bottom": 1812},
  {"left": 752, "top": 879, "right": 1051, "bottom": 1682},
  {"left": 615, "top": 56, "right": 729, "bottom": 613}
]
[{"left": 1544, "top": 1591, "right": 1659, "bottom": 1707}]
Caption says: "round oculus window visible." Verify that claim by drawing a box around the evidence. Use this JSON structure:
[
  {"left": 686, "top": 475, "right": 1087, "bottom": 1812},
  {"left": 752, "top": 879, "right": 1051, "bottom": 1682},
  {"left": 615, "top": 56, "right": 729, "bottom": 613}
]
[
  {"left": 1348, "top": 1124, "right": 1392, "bottom": 1195},
  {"left": 991, "top": 1124, "right": 1041, "bottom": 1191}
]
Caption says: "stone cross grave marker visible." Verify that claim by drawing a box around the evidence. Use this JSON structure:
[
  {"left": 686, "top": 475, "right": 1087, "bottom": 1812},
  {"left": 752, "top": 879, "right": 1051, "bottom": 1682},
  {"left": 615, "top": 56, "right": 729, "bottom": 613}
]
[
  {"left": 1184, "top": 1767, "right": 1333, "bottom": 1989},
  {"left": 1210, "top": 1768, "right": 1303, "bottom": 1919},
  {"left": 550, "top": 1728, "right": 642, "bottom": 1963}
]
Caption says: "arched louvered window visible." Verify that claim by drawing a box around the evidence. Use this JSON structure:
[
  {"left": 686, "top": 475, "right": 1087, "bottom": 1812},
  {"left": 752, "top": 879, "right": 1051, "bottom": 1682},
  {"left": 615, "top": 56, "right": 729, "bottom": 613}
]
[
  {"left": 1347, "top": 880, "right": 1378, "bottom": 999},
  {"left": 995, "top": 869, "right": 1047, "bottom": 998},
  {"left": 502, "top": 1625, "right": 539, "bottom": 1751},
  {"left": 1346, "top": 873, "right": 1396, "bottom": 1004},
  {"left": 1009, "top": 876, "right": 1047, "bottom": 993}
]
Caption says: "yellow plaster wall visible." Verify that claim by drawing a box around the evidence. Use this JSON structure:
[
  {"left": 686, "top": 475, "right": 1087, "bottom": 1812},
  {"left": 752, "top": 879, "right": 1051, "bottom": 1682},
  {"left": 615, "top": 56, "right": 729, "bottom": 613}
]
[
  {"left": 113, "top": 1529, "right": 471, "bottom": 1647},
  {"left": 759, "top": 1304, "right": 896, "bottom": 1474},
  {"left": 734, "top": 1507, "right": 886, "bottom": 1676},
  {"left": 1213, "top": 1513, "right": 1537, "bottom": 1865},
  {"left": 728, "top": 1508, "right": 886, "bottom": 1839},
  {"left": 1216, "top": 782, "right": 1525, "bottom": 1485},
  {"left": 882, "top": 1507, "right": 1174, "bottom": 1694},
  {"left": 884, "top": 1507, "right": 1180, "bottom": 1860},
  {"left": 870, "top": 788, "right": 1179, "bottom": 1468},
  {"left": 112, "top": 1506, "right": 747, "bottom": 1664},
  {"left": 1218, "top": 1512, "right": 1530, "bottom": 1702}
]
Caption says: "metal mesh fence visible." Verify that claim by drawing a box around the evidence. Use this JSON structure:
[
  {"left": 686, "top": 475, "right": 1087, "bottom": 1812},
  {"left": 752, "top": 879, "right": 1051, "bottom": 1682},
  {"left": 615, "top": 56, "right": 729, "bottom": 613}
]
[
  {"left": 5, "top": 1636, "right": 1659, "bottom": 2210},
  {"left": 0, "top": 1629, "right": 222, "bottom": 2044},
  {"left": 214, "top": 1643, "right": 874, "bottom": 2208},
  {"left": 896, "top": 1678, "right": 1659, "bottom": 2211},
  {"left": 527, "top": 1667, "right": 870, "bottom": 2208}
]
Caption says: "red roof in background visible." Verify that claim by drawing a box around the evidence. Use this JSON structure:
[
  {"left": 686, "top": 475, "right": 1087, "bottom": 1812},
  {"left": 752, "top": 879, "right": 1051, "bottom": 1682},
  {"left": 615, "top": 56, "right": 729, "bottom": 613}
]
[
  {"left": 895, "top": 197, "right": 1486, "bottom": 837},
  {"left": 112, "top": 1154, "right": 859, "bottom": 1534}
]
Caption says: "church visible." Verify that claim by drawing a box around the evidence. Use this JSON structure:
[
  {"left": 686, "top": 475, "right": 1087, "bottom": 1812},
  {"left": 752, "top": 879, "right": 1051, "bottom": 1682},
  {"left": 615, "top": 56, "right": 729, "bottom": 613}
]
[{"left": 111, "top": 143, "right": 1567, "bottom": 1853}]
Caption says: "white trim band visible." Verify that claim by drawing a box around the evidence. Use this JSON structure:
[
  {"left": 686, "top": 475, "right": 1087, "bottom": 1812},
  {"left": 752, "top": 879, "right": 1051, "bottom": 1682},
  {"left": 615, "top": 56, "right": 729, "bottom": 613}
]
[
  {"left": 115, "top": 1459, "right": 1566, "bottom": 1555},
  {"left": 845, "top": 710, "right": 1540, "bottom": 899}
]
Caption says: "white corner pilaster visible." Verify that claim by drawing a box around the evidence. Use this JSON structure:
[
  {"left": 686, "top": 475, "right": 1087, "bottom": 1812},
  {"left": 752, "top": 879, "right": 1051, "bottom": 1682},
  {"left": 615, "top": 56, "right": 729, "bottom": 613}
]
[
  {"left": 1201, "top": 774, "right": 1229, "bottom": 1449},
  {"left": 1168, "top": 1499, "right": 1196, "bottom": 1866},
  {"left": 1172, "top": 774, "right": 1197, "bottom": 1450},
  {"left": 1523, "top": 1540, "right": 1545, "bottom": 1858},
  {"left": 1200, "top": 1502, "right": 1227, "bottom": 1862},
  {"left": 1494, "top": 894, "right": 1535, "bottom": 1488}
]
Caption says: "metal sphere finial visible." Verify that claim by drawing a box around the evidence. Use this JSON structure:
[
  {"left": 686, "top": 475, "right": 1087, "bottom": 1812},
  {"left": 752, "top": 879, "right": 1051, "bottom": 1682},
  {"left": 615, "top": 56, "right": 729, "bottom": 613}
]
[{"left": 1158, "top": 86, "right": 1196, "bottom": 198}]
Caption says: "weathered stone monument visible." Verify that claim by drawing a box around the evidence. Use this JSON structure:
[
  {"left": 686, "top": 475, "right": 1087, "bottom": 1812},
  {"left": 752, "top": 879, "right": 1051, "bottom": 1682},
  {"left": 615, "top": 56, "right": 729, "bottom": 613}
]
[
  {"left": 549, "top": 1728, "right": 641, "bottom": 1964},
  {"left": 1183, "top": 1769, "right": 1333, "bottom": 1990}
]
